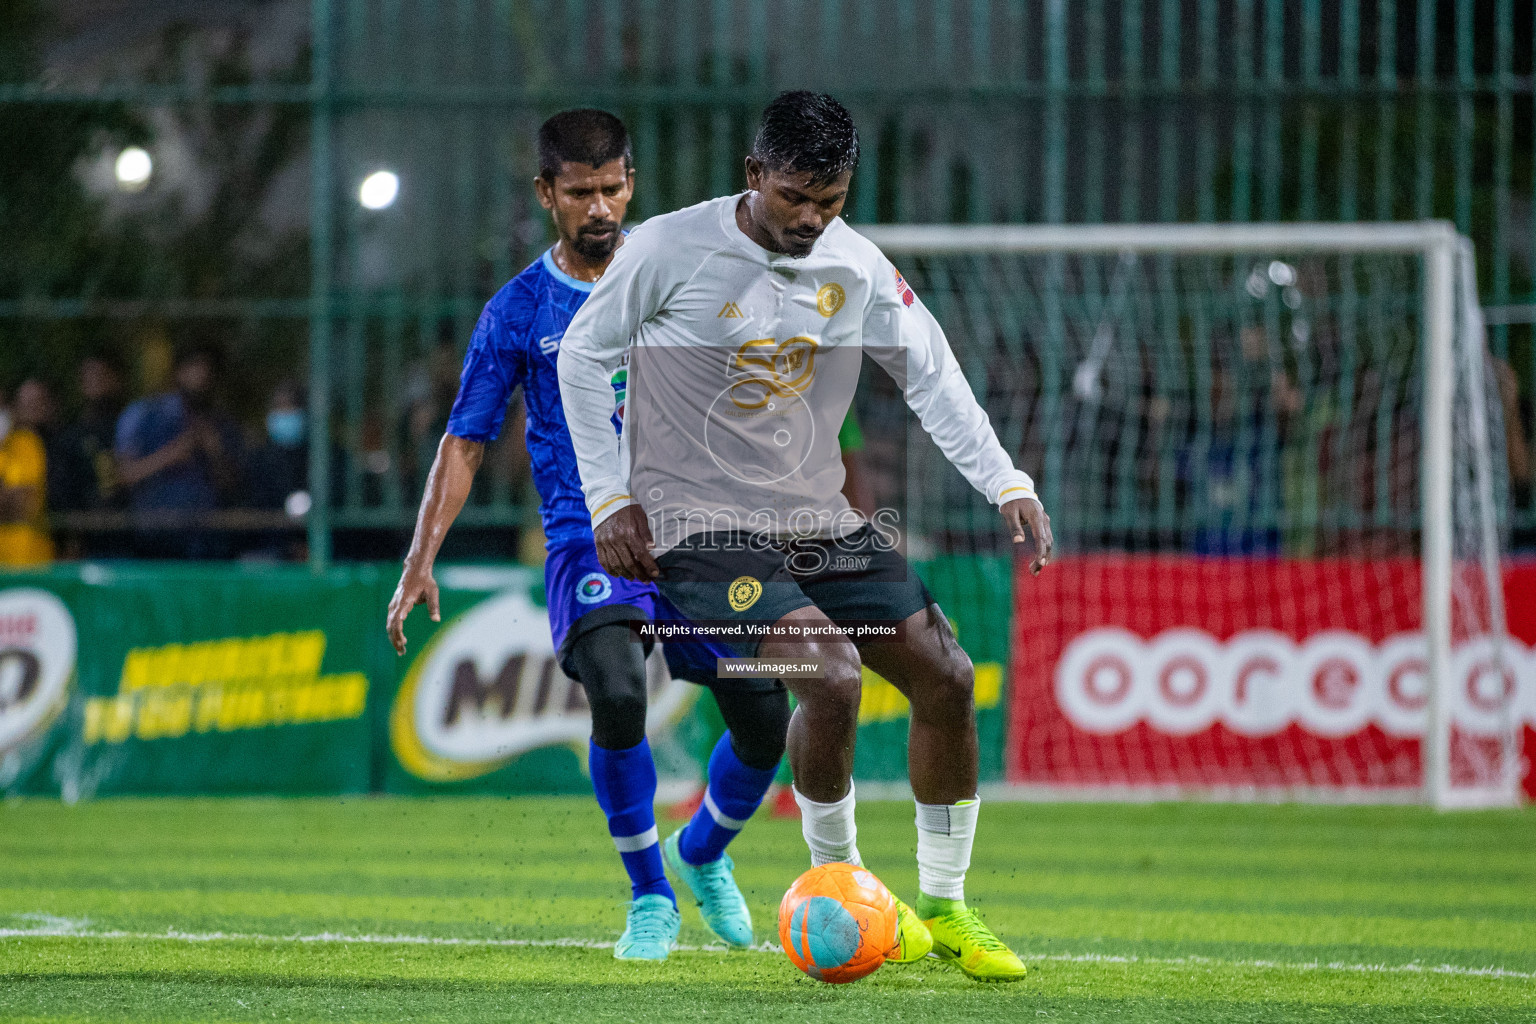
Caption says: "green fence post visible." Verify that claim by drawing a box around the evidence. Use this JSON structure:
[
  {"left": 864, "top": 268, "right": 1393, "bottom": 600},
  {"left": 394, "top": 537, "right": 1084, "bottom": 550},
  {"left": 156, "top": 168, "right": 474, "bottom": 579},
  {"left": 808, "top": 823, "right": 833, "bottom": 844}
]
[
  {"left": 1044, "top": 0, "right": 1066, "bottom": 225},
  {"left": 309, "top": 0, "right": 335, "bottom": 571}
]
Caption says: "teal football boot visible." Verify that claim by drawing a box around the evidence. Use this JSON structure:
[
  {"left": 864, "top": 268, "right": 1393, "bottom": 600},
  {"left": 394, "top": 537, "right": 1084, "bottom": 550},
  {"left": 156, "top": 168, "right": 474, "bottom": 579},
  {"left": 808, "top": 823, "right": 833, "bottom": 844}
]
[
  {"left": 662, "top": 828, "right": 754, "bottom": 948},
  {"left": 613, "top": 893, "right": 680, "bottom": 960}
]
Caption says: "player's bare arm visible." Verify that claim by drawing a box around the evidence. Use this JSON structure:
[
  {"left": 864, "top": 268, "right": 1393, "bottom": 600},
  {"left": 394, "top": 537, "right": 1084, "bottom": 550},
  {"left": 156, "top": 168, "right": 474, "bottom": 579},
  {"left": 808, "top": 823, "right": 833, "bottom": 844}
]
[
  {"left": 387, "top": 433, "right": 483, "bottom": 654},
  {"left": 114, "top": 429, "right": 196, "bottom": 488}
]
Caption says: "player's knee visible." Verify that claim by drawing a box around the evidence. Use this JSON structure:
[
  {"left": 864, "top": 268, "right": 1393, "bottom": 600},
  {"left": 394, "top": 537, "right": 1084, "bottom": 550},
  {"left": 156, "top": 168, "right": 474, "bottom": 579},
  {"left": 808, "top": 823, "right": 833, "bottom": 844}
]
[
  {"left": 726, "top": 693, "right": 790, "bottom": 770},
  {"left": 911, "top": 648, "right": 975, "bottom": 722},
  {"left": 803, "top": 652, "right": 862, "bottom": 731},
  {"left": 569, "top": 624, "right": 649, "bottom": 750},
  {"left": 587, "top": 685, "right": 648, "bottom": 749},
  {"left": 583, "top": 656, "right": 647, "bottom": 749}
]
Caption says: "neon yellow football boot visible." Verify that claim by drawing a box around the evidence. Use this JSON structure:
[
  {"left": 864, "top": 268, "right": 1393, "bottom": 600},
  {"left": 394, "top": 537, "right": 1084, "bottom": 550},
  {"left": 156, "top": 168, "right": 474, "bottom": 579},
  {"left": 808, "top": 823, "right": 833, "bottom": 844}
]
[
  {"left": 920, "top": 896, "right": 1027, "bottom": 983},
  {"left": 885, "top": 896, "right": 934, "bottom": 964}
]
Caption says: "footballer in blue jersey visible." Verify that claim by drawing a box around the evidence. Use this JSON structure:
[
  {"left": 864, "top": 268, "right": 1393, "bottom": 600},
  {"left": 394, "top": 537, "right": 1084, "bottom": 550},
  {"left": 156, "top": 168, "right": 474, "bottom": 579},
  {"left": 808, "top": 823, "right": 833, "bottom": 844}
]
[{"left": 386, "top": 110, "right": 789, "bottom": 961}]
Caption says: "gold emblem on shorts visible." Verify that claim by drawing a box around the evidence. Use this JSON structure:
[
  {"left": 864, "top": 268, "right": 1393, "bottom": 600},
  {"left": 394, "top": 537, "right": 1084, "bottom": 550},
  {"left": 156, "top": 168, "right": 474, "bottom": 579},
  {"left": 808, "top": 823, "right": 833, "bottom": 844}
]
[
  {"left": 728, "top": 576, "right": 763, "bottom": 612},
  {"left": 816, "top": 282, "right": 845, "bottom": 317}
]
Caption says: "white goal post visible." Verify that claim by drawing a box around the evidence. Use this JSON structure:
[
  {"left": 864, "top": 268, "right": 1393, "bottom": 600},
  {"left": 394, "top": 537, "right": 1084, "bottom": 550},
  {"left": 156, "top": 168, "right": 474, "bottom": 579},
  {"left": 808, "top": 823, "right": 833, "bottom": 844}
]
[{"left": 855, "top": 221, "right": 1520, "bottom": 809}]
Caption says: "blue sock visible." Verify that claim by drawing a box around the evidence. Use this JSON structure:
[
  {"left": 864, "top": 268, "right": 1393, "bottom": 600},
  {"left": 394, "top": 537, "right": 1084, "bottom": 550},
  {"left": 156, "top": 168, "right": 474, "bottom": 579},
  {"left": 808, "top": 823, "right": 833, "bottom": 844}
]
[
  {"left": 589, "top": 738, "right": 674, "bottom": 904},
  {"left": 677, "top": 732, "right": 778, "bottom": 866}
]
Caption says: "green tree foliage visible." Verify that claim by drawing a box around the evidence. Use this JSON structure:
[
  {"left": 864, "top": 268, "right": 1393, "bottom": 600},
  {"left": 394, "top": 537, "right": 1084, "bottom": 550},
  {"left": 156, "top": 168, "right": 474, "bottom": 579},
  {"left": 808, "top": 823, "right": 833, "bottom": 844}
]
[
  {"left": 0, "top": 0, "right": 144, "bottom": 308},
  {"left": 1, "top": 7, "right": 310, "bottom": 420}
]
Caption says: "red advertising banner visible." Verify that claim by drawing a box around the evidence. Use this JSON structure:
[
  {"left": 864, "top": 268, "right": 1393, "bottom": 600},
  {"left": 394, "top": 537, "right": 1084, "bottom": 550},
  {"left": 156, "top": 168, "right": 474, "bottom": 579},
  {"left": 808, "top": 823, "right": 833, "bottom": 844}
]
[
  {"left": 1008, "top": 555, "right": 1534, "bottom": 799},
  {"left": 1505, "top": 563, "right": 1536, "bottom": 802}
]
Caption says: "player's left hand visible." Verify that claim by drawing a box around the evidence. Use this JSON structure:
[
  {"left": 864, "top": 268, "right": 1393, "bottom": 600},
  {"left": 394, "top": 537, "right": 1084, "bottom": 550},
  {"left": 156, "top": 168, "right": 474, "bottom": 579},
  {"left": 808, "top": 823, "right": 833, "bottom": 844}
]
[
  {"left": 1002, "top": 496, "right": 1053, "bottom": 576},
  {"left": 387, "top": 562, "right": 440, "bottom": 655}
]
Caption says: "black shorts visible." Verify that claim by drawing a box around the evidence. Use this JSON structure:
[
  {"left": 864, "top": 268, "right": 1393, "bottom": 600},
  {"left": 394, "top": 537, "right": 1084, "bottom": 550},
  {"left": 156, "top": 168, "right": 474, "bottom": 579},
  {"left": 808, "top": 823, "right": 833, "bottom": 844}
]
[{"left": 654, "top": 525, "right": 935, "bottom": 657}]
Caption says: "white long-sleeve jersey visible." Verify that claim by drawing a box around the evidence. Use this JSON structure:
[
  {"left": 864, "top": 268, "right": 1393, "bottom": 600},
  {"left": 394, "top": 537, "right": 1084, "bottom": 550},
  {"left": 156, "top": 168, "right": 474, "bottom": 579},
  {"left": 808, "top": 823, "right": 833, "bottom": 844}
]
[{"left": 556, "top": 194, "right": 1037, "bottom": 551}]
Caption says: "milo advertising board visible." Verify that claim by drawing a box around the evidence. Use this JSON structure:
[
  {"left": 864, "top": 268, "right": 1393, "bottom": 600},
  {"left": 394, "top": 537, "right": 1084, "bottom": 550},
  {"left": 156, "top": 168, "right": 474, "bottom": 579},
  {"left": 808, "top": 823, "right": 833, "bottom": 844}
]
[{"left": 385, "top": 567, "right": 697, "bottom": 793}]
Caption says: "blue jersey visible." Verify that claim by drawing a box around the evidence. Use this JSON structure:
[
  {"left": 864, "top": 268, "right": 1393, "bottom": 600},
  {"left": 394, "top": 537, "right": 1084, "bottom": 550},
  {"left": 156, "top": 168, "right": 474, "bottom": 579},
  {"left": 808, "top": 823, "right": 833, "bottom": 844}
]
[{"left": 447, "top": 248, "right": 624, "bottom": 547}]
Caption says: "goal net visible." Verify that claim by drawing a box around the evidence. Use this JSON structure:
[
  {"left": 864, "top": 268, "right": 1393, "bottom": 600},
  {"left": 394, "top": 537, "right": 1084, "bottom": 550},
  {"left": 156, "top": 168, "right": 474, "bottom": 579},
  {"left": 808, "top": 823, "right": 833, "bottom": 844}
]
[{"left": 855, "top": 222, "right": 1524, "bottom": 808}]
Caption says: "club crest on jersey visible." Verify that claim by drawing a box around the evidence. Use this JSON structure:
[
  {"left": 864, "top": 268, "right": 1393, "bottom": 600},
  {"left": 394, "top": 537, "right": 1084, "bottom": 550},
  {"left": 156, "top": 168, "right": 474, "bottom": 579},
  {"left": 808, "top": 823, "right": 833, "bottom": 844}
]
[
  {"left": 576, "top": 572, "right": 612, "bottom": 604},
  {"left": 816, "top": 283, "right": 845, "bottom": 317},
  {"left": 727, "top": 576, "right": 763, "bottom": 612},
  {"left": 894, "top": 268, "right": 916, "bottom": 307}
]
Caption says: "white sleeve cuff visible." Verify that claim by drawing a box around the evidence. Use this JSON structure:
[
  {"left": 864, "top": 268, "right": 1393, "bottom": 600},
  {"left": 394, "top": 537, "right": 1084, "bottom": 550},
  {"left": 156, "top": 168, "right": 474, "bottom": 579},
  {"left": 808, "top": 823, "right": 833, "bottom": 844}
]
[
  {"left": 589, "top": 493, "right": 637, "bottom": 529},
  {"left": 993, "top": 474, "right": 1038, "bottom": 507}
]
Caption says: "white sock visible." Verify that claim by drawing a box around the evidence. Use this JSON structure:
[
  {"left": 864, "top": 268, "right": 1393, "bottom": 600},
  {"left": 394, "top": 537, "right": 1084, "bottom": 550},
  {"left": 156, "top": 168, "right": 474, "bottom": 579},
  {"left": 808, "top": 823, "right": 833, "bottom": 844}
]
[
  {"left": 914, "top": 796, "right": 979, "bottom": 901},
  {"left": 794, "top": 784, "right": 862, "bottom": 866}
]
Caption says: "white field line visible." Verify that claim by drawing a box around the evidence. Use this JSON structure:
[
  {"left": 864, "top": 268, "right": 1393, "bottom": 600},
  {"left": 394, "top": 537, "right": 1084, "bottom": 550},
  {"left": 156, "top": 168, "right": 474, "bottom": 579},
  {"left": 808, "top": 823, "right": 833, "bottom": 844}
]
[
  {"left": 1023, "top": 950, "right": 1536, "bottom": 982},
  {"left": 3, "top": 919, "right": 1532, "bottom": 982}
]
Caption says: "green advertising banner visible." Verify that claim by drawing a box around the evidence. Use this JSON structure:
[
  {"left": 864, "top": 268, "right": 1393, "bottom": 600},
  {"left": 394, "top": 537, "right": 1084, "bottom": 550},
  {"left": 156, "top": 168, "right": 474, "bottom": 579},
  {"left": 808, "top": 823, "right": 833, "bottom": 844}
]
[
  {"left": 1, "top": 565, "right": 380, "bottom": 798},
  {"left": 1, "top": 556, "right": 1013, "bottom": 798}
]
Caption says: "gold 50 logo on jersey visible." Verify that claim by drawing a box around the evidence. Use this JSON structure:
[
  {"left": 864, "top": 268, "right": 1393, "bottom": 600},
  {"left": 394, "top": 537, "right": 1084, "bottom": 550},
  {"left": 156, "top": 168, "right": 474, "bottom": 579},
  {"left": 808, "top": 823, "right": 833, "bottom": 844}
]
[{"left": 727, "top": 336, "right": 818, "bottom": 410}]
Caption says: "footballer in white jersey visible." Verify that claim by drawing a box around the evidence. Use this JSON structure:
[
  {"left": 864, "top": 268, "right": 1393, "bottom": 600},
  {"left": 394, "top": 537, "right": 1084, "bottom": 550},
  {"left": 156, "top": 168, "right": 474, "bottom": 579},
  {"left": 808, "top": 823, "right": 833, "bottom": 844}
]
[
  {"left": 557, "top": 194, "right": 1037, "bottom": 555},
  {"left": 558, "top": 91, "right": 1053, "bottom": 982}
]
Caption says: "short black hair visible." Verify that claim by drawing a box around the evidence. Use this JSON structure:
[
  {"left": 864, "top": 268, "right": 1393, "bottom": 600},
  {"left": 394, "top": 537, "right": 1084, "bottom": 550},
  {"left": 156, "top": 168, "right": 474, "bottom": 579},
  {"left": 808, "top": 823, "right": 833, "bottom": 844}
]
[
  {"left": 750, "top": 91, "right": 860, "bottom": 186},
  {"left": 538, "top": 109, "right": 632, "bottom": 180}
]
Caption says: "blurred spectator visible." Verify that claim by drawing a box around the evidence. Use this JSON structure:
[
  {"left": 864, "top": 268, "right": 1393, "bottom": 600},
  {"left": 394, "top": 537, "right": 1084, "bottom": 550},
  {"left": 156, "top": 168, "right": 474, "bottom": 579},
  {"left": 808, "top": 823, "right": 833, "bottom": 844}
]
[
  {"left": 246, "top": 380, "right": 310, "bottom": 561},
  {"left": 245, "top": 379, "right": 355, "bottom": 561},
  {"left": 114, "top": 345, "right": 244, "bottom": 558},
  {"left": 0, "top": 386, "right": 55, "bottom": 567},
  {"left": 48, "top": 355, "right": 127, "bottom": 514},
  {"left": 1177, "top": 361, "right": 1286, "bottom": 556},
  {"left": 249, "top": 379, "right": 309, "bottom": 510},
  {"left": 1496, "top": 356, "right": 1531, "bottom": 504},
  {"left": 401, "top": 328, "right": 465, "bottom": 498},
  {"left": 14, "top": 378, "right": 57, "bottom": 441}
]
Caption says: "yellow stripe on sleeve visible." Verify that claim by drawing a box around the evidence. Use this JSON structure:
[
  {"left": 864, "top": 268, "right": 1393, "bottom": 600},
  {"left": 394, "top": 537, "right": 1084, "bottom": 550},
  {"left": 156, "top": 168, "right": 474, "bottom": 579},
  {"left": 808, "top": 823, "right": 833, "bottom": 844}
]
[{"left": 591, "top": 494, "right": 634, "bottom": 518}]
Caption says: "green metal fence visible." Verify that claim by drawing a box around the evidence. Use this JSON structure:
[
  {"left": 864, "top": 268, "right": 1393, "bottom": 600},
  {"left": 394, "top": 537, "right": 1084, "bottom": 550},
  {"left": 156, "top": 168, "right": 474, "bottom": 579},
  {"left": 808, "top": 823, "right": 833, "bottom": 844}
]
[{"left": 2, "top": 0, "right": 1532, "bottom": 564}]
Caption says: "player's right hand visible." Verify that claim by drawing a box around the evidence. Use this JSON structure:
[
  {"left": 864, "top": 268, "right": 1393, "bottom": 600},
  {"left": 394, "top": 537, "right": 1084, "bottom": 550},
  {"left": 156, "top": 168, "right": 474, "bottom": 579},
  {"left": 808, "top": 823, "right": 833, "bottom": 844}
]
[
  {"left": 387, "top": 563, "right": 440, "bottom": 655},
  {"left": 1002, "top": 496, "right": 1054, "bottom": 577},
  {"left": 594, "top": 503, "right": 661, "bottom": 581}
]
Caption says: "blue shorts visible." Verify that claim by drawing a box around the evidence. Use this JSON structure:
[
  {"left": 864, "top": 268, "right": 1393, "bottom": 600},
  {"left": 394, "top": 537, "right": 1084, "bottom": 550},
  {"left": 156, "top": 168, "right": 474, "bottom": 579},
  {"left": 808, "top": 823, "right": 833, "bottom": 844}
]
[{"left": 545, "top": 537, "right": 749, "bottom": 688}]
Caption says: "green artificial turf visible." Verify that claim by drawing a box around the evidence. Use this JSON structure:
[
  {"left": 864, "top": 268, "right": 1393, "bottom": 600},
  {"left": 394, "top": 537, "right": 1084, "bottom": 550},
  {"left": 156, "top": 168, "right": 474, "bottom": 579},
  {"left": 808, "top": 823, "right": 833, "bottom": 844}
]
[{"left": 2, "top": 797, "right": 1532, "bottom": 1022}]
